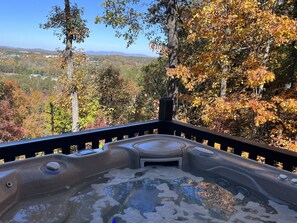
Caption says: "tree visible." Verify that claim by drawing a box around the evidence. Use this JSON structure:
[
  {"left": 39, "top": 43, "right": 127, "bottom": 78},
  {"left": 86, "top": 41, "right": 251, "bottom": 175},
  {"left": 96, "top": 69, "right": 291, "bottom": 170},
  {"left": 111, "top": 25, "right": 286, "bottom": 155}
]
[
  {"left": 177, "top": 0, "right": 296, "bottom": 95},
  {"left": 0, "top": 79, "right": 26, "bottom": 142},
  {"left": 90, "top": 65, "right": 140, "bottom": 124},
  {"left": 96, "top": 0, "right": 196, "bottom": 114},
  {"left": 0, "top": 100, "right": 24, "bottom": 142},
  {"left": 140, "top": 58, "right": 169, "bottom": 99},
  {"left": 168, "top": 0, "right": 297, "bottom": 150},
  {"left": 272, "top": 0, "right": 297, "bottom": 91},
  {"left": 41, "top": 0, "right": 89, "bottom": 132},
  {"left": 133, "top": 58, "right": 169, "bottom": 121},
  {"left": 50, "top": 52, "right": 101, "bottom": 134},
  {"left": 22, "top": 91, "right": 51, "bottom": 139}
]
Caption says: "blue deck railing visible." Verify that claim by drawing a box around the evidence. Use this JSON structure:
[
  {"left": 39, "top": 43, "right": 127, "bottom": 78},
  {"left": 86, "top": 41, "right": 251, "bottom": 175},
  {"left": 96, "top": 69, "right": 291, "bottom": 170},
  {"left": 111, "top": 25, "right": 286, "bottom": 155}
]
[{"left": 1, "top": 98, "right": 296, "bottom": 172}]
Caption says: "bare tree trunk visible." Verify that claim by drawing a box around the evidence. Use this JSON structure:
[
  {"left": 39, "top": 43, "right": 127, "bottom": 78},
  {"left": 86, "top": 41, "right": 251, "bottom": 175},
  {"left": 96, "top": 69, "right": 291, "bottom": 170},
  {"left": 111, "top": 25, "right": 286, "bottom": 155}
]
[
  {"left": 257, "top": 39, "right": 272, "bottom": 97},
  {"left": 285, "top": 41, "right": 297, "bottom": 90},
  {"left": 65, "top": 0, "right": 79, "bottom": 132},
  {"left": 166, "top": 0, "right": 179, "bottom": 117},
  {"left": 285, "top": 0, "right": 297, "bottom": 89},
  {"left": 167, "top": 0, "right": 178, "bottom": 68},
  {"left": 49, "top": 102, "right": 55, "bottom": 135},
  {"left": 220, "top": 78, "right": 227, "bottom": 97},
  {"left": 220, "top": 62, "right": 229, "bottom": 97}
]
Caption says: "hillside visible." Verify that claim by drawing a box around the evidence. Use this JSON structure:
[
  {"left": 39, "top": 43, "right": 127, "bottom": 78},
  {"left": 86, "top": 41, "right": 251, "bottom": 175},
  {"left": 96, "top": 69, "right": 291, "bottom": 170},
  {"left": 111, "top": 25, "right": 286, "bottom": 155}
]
[{"left": 0, "top": 46, "right": 154, "bottom": 83}]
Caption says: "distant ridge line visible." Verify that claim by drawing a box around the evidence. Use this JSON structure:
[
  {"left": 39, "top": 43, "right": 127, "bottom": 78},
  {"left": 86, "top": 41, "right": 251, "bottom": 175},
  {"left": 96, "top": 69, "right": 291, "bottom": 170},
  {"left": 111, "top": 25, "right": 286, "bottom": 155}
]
[
  {"left": 85, "top": 50, "right": 151, "bottom": 57},
  {"left": 0, "top": 46, "right": 155, "bottom": 58}
]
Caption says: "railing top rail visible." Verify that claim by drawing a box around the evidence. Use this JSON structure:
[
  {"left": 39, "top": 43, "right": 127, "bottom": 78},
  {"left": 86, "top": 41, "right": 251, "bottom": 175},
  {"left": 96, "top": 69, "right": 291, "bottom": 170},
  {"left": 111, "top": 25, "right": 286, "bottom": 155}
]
[
  {"left": 166, "top": 120, "right": 297, "bottom": 158},
  {"left": 0, "top": 119, "right": 160, "bottom": 149}
]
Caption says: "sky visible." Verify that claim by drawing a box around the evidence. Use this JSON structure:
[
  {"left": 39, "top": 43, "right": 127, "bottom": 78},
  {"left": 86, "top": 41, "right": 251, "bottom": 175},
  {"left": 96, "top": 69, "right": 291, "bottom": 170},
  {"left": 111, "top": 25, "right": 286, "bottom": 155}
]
[{"left": 0, "top": 0, "right": 157, "bottom": 56}]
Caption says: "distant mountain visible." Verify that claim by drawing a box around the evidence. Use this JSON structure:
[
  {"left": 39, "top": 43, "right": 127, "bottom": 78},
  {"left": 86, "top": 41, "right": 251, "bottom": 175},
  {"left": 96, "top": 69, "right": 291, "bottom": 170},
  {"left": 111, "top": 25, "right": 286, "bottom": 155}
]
[
  {"left": 0, "top": 46, "right": 154, "bottom": 58},
  {"left": 85, "top": 50, "right": 152, "bottom": 57},
  {"left": 0, "top": 46, "right": 56, "bottom": 54}
]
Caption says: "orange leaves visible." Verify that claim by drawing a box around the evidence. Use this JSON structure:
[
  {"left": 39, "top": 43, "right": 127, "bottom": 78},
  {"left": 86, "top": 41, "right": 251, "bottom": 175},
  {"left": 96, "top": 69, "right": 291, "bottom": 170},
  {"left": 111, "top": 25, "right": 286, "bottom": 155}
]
[
  {"left": 167, "top": 65, "right": 190, "bottom": 79},
  {"left": 269, "top": 15, "right": 297, "bottom": 46},
  {"left": 270, "top": 135, "right": 297, "bottom": 152},
  {"left": 248, "top": 98, "right": 278, "bottom": 127},
  {"left": 201, "top": 97, "right": 237, "bottom": 128},
  {"left": 242, "top": 54, "right": 261, "bottom": 70},
  {"left": 200, "top": 95, "right": 278, "bottom": 131},
  {"left": 180, "top": 0, "right": 297, "bottom": 96},
  {"left": 167, "top": 65, "right": 194, "bottom": 90},
  {"left": 167, "top": 64, "right": 208, "bottom": 91},
  {"left": 279, "top": 98, "right": 297, "bottom": 113},
  {"left": 272, "top": 96, "right": 297, "bottom": 136},
  {"left": 242, "top": 0, "right": 257, "bottom": 10},
  {"left": 176, "top": 0, "right": 297, "bottom": 150},
  {"left": 246, "top": 67, "right": 275, "bottom": 87}
]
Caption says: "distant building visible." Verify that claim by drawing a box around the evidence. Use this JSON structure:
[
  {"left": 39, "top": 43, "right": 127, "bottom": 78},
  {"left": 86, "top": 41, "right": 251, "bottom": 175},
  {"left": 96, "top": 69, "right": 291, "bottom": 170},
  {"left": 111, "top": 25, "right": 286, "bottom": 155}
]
[
  {"left": 45, "top": 55, "right": 58, "bottom": 58},
  {"left": 30, "top": 74, "right": 42, "bottom": 78}
]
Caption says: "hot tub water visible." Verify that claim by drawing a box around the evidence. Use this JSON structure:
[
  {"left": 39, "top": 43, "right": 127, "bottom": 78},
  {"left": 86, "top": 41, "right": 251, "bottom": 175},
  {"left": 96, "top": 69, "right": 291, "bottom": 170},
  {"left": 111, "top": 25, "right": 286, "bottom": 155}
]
[{"left": 1, "top": 166, "right": 297, "bottom": 223}]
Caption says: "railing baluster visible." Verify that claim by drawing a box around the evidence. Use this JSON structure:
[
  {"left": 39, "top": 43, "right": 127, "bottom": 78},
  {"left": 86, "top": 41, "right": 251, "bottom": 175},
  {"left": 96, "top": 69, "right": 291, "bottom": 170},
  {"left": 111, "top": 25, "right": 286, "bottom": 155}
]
[
  {"left": 44, "top": 150, "right": 52, "bottom": 155},
  {"left": 78, "top": 142, "right": 86, "bottom": 150},
  {"left": 5, "top": 155, "right": 15, "bottom": 162},
  {"left": 128, "top": 133, "right": 134, "bottom": 138},
  {"left": 220, "top": 144, "right": 228, "bottom": 151},
  {"left": 249, "top": 152, "right": 257, "bottom": 161},
  {"left": 283, "top": 164, "right": 293, "bottom": 172},
  {"left": 175, "top": 130, "right": 181, "bottom": 136},
  {"left": 105, "top": 138, "right": 112, "bottom": 143},
  {"left": 207, "top": 140, "right": 215, "bottom": 147},
  {"left": 195, "top": 137, "right": 203, "bottom": 143},
  {"left": 91, "top": 141, "right": 99, "bottom": 149},
  {"left": 264, "top": 157, "right": 274, "bottom": 166},
  {"left": 27, "top": 152, "right": 36, "bottom": 158},
  {"left": 233, "top": 148, "right": 242, "bottom": 156},
  {"left": 62, "top": 147, "right": 71, "bottom": 154},
  {"left": 185, "top": 133, "right": 191, "bottom": 140}
]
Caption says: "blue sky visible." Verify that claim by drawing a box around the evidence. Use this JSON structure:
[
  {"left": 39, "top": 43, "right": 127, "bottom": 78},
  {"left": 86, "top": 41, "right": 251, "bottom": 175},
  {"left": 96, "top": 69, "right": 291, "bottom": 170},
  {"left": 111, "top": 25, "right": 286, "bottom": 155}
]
[{"left": 0, "top": 0, "right": 157, "bottom": 56}]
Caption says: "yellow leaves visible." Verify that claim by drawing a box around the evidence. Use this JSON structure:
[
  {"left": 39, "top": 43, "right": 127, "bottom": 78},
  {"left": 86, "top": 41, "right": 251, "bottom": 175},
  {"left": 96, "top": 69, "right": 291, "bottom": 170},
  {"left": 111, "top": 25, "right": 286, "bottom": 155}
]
[
  {"left": 242, "top": 54, "right": 261, "bottom": 70},
  {"left": 186, "top": 87, "right": 296, "bottom": 150},
  {"left": 167, "top": 65, "right": 190, "bottom": 79},
  {"left": 186, "top": 0, "right": 297, "bottom": 53},
  {"left": 279, "top": 99, "right": 297, "bottom": 113},
  {"left": 246, "top": 67, "right": 275, "bottom": 87},
  {"left": 192, "top": 96, "right": 209, "bottom": 108},
  {"left": 243, "top": 0, "right": 257, "bottom": 10},
  {"left": 270, "top": 135, "right": 297, "bottom": 152},
  {"left": 182, "top": 0, "right": 297, "bottom": 98},
  {"left": 192, "top": 13, "right": 200, "bottom": 20},
  {"left": 178, "top": 0, "right": 297, "bottom": 149},
  {"left": 187, "top": 33, "right": 197, "bottom": 42},
  {"left": 167, "top": 65, "right": 197, "bottom": 91},
  {"left": 269, "top": 15, "right": 297, "bottom": 46},
  {"left": 201, "top": 97, "right": 237, "bottom": 128},
  {"left": 248, "top": 99, "right": 278, "bottom": 127},
  {"left": 199, "top": 95, "right": 278, "bottom": 131},
  {"left": 272, "top": 96, "right": 297, "bottom": 137},
  {"left": 273, "top": 96, "right": 297, "bottom": 110}
]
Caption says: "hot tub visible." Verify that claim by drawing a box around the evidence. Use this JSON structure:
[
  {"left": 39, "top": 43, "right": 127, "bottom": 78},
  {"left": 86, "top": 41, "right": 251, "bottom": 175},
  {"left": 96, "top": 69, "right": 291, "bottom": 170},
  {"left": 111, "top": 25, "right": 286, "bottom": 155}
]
[{"left": 0, "top": 135, "right": 297, "bottom": 222}]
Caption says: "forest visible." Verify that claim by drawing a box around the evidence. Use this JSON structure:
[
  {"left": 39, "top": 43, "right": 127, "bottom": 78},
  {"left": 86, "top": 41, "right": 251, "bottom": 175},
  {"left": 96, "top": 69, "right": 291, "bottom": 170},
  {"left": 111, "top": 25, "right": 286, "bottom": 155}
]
[
  {"left": 0, "top": 47, "right": 154, "bottom": 140},
  {"left": 0, "top": 0, "right": 297, "bottom": 154}
]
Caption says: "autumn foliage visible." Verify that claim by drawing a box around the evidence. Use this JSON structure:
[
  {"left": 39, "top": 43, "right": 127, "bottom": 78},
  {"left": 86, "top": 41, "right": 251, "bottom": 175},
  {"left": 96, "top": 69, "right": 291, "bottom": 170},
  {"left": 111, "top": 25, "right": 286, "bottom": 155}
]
[
  {"left": 1, "top": 0, "right": 297, "bottom": 155},
  {"left": 168, "top": 0, "right": 297, "bottom": 152}
]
